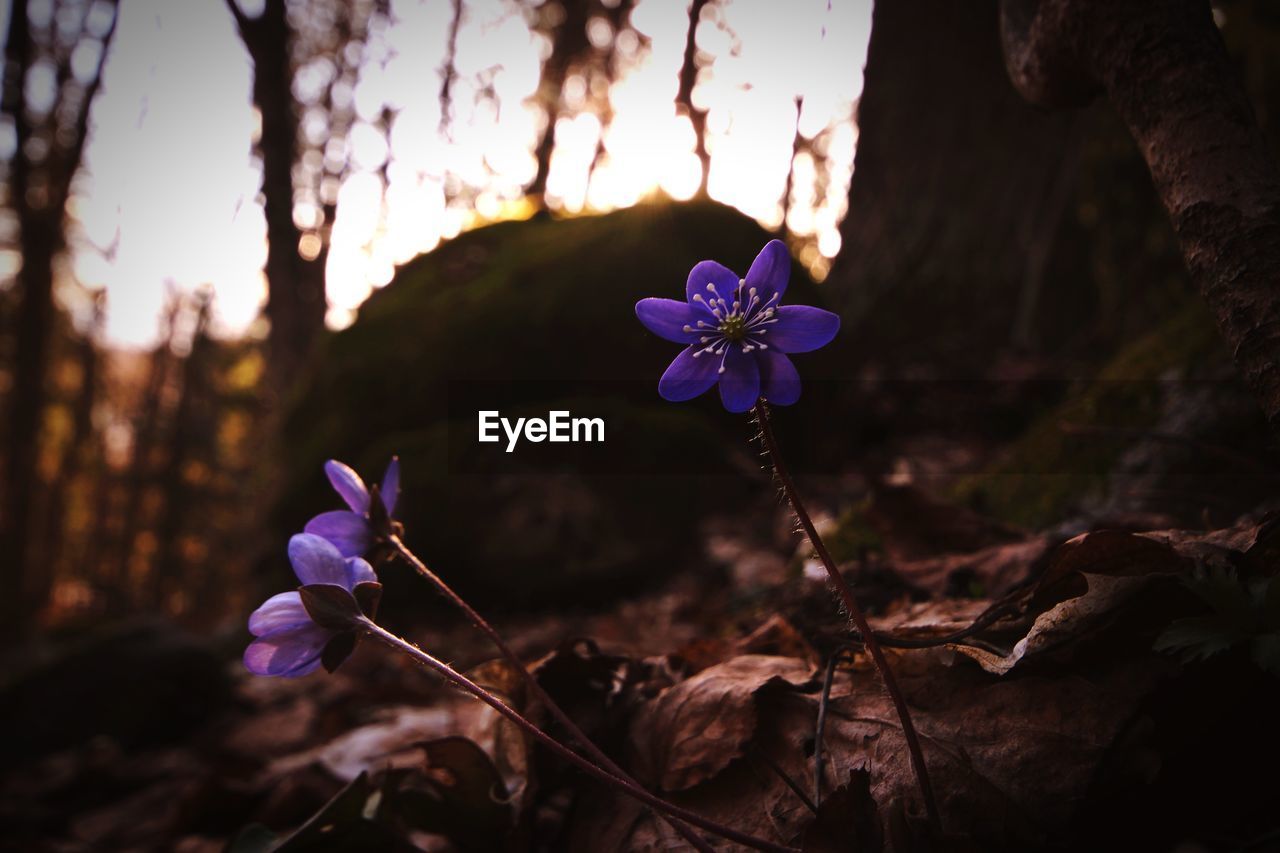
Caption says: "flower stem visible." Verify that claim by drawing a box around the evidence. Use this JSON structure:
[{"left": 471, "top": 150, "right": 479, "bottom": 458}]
[
  {"left": 752, "top": 400, "right": 941, "bottom": 833},
  {"left": 358, "top": 616, "right": 799, "bottom": 853},
  {"left": 388, "top": 535, "right": 723, "bottom": 853}
]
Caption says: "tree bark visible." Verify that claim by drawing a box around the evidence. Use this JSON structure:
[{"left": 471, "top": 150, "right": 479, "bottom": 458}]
[
  {"left": 1000, "top": 0, "right": 1280, "bottom": 431},
  {"left": 826, "top": 0, "right": 1076, "bottom": 367}
]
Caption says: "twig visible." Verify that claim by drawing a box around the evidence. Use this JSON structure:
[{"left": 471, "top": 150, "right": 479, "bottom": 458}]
[
  {"left": 359, "top": 617, "right": 799, "bottom": 853},
  {"left": 753, "top": 401, "right": 941, "bottom": 834},
  {"left": 754, "top": 749, "right": 818, "bottom": 814},
  {"left": 814, "top": 646, "right": 856, "bottom": 808},
  {"left": 852, "top": 599, "right": 1021, "bottom": 649}
]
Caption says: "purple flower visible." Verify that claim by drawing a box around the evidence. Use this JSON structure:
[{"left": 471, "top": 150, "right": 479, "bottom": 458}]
[
  {"left": 244, "top": 533, "right": 379, "bottom": 677},
  {"left": 304, "top": 457, "right": 401, "bottom": 558},
  {"left": 635, "top": 239, "right": 840, "bottom": 413}
]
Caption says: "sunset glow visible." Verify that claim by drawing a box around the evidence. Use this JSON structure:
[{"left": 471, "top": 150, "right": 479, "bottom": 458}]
[{"left": 65, "top": 0, "right": 871, "bottom": 346}]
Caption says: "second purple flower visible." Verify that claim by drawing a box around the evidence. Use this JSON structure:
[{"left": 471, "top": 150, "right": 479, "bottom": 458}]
[{"left": 304, "top": 457, "right": 401, "bottom": 558}]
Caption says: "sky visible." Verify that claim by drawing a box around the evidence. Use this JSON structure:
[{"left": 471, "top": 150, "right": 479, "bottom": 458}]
[{"left": 30, "top": 0, "right": 872, "bottom": 347}]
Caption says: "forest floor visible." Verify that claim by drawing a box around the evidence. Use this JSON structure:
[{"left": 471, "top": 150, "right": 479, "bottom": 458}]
[{"left": 3, "top": 394, "right": 1280, "bottom": 852}]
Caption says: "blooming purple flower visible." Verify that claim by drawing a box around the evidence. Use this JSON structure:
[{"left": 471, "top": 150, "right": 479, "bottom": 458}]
[
  {"left": 304, "top": 457, "right": 401, "bottom": 558},
  {"left": 244, "top": 533, "right": 378, "bottom": 677},
  {"left": 635, "top": 239, "right": 840, "bottom": 413}
]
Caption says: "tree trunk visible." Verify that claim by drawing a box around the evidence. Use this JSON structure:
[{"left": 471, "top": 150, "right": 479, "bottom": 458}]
[
  {"left": 1000, "top": 0, "right": 1280, "bottom": 432},
  {"left": 153, "top": 294, "right": 212, "bottom": 610},
  {"left": 42, "top": 294, "right": 105, "bottom": 607},
  {"left": 677, "top": 0, "right": 712, "bottom": 198},
  {"left": 113, "top": 298, "right": 179, "bottom": 608},
  {"left": 826, "top": 0, "right": 1076, "bottom": 368},
  {"left": 228, "top": 0, "right": 327, "bottom": 396},
  {"left": 1, "top": 0, "right": 118, "bottom": 636},
  {"left": 527, "top": 0, "right": 592, "bottom": 205}
]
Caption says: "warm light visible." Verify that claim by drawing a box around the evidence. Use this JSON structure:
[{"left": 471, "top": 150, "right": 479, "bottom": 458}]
[{"left": 67, "top": 0, "right": 872, "bottom": 347}]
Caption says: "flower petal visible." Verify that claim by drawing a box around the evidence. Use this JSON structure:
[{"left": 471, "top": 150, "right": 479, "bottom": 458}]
[
  {"left": 766, "top": 305, "right": 840, "bottom": 353},
  {"left": 758, "top": 349, "right": 801, "bottom": 406},
  {"left": 325, "top": 460, "right": 370, "bottom": 513},
  {"left": 380, "top": 457, "right": 400, "bottom": 517},
  {"left": 744, "top": 240, "right": 790, "bottom": 301},
  {"left": 304, "top": 510, "right": 372, "bottom": 558},
  {"left": 346, "top": 557, "right": 377, "bottom": 588},
  {"left": 685, "top": 260, "right": 742, "bottom": 306},
  {"left": 244, "top": 622, "right": 330, "bottom": 677},
  {"left": 248, "top": 591, "right": 311, "bottom": 637},
  {"left": 658, "top": 344, "right": 722, "bottom": 402},
  {"left": 719, "top": 345, "right": 761, "bottom": 413},
  {"left": 288, "top": 533, "right": 351, "bottom": 587},
  {"left": 636, "top": 298, "right": 702, "bottom": 343}
]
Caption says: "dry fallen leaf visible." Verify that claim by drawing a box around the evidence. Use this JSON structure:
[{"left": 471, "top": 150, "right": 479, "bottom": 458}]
[{"left": 628, "top": 655, "right": 816, "bottom": 793}]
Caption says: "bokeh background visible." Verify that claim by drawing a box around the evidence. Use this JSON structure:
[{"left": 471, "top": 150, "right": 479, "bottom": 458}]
[{"left": 3, "top": 0, "right": 1280, "bottom": 849}]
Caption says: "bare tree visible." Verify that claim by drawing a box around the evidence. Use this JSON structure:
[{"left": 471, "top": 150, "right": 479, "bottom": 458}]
[
  {"left": 676, "top": 0, "right": 713, "bottom": 198},
  {"left": 111, "top": 293, "right": 180, "bottom": 608},
  {"left": 526, "top": 0, "right": 592, "bottom": 205},
  {"left": 153, "top": 290, "right": 213, "bottom": 609},
  {"left": 0, "top": 0, "right": 119, "bottom": 637},
  {"left": 439, "top": 0, "right": 464, "bottom": 136},
  {"left": 225, "top": 0, "right": 390, "bottom": 396}
]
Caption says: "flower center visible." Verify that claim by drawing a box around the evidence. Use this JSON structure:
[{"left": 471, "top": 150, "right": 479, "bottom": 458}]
[
  {"left": 684, "top": 281, "right": 783, "bottom": 369},
  {"left": 719, "top": 314, "right": 748, "bottom": 341}
]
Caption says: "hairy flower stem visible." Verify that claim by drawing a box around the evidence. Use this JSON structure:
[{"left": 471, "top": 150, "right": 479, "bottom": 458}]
[
  {"left": 358, "top": 617, "right": 799, "bottom": 853},
  {"left": 388, "top": 536, "right": 723, "bottom": 853},
  {"left": 752, "top": 401, "right": 941, "bottom": 833}
]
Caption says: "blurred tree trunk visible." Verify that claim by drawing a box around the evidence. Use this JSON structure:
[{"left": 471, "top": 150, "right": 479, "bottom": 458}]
[
  {"left": 153, "top": 292, "right": 213, "bottom": 609},
  {"left": 1000, "top": 0, "right": 1280, "bottom": 433},
  {"left": 527, "top": 0, "right": 592, "bottom": 204},
  {"left": 112, "top": 297, "right": 179, "bottom": 609},
  {"left": 227, "top": 0, "right": 327, "bottom": 397},
  {"left": 439, "top": 0, "right": 463, "bottom": 135},
  {"left": 587, "top": 0, "right": 638, "bottom": 190},
  {"left": 0, "top": 0, "right": 118, "bottom": 637},
  {"left": 43, "top": 292, "right": 104, "bottom": 604},
  {"left": 677, "top": 0, "right": 712, "bottom": 198},
  {"left": 826, "top": 0, "right": 1075, "bottom": 368}
]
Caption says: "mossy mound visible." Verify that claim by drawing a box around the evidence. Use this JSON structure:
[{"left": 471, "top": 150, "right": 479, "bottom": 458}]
[
  {"left": 951, "top": 301, "right": 1228, "bottom": 528},
  {"left": 279, "top": 201, "right": 845, "bottom": 613}
]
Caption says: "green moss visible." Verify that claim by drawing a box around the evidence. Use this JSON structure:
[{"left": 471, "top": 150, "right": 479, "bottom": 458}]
[
  {"left": 951, "top": 301, "right": 1225, "bottom": 528},
  {"left": 277, "top": 201, "right": 836, "bottom": 610}
]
